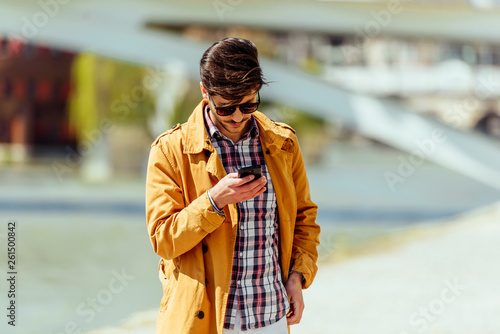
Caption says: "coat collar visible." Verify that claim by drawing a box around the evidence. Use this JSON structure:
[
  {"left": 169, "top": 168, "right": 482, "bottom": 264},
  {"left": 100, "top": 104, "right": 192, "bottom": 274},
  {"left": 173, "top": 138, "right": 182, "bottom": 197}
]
[
  {"left": 183, "top": 100, "right": 293, "bottom": 155},
  {"left": 183, "top": 100, "right": 213, "bottom": 154}
]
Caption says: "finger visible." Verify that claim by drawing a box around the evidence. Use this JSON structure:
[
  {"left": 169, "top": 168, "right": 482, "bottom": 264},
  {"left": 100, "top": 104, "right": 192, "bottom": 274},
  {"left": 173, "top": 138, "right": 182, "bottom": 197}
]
[
  {"left": 235, "top": 177, "right": 267, "bottom": 202},
  {"left": 287, "top": 310, "right": 302, "bottom": 325},
  {"left": 238, "top": 183, "right": 266, "bottom": 202},
  {"left": 243, "top": 174, "right": 255, "bottom": 183},
  {"left": 258, "top": 176, "right": 267, "bottom": 187},
  {"left": 252, "top": 187, "right": 267, "bottom": 199},
  {"left": 238, "top": 187, "right": 266, "bottom": 203},
  {"left": 233, "top": 174, "right": 255, "bottom": 186},
  {"left": 287, "top": 314, "right": 299, "bottom": 325},
  {"left": 241, "top": 182, "right": 266, "bottom": 199},
  {"left": 286, "top": 304, "right": 301, "bottom": 325},
  {"left": 248, "top": 177, "right": 267, "bottom": 192},
  {"left": 240, "top": 176, "right": 266, "bottom": 191}
]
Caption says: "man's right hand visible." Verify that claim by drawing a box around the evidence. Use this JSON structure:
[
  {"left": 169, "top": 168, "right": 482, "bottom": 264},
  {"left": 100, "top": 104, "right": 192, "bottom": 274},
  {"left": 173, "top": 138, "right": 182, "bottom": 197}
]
[{"left": 209, "top": 173, "right": 267, "bottom": 209}]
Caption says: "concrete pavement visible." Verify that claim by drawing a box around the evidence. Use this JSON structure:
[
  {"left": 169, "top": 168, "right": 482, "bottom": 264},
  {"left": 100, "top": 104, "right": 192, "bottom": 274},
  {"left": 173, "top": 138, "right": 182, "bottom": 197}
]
[
  {"left": 298, "top": 203, "right": 500, "bottom": 334},
  {"left": 85, "top": 202, "right": 500, "bottom": 334}
]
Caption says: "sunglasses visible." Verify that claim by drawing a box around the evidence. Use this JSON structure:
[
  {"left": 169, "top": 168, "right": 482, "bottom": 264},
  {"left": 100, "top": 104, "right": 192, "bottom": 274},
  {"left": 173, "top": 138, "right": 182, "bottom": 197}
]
[{"left": 208, "top": 92, "right": 260, "bottom": 116}]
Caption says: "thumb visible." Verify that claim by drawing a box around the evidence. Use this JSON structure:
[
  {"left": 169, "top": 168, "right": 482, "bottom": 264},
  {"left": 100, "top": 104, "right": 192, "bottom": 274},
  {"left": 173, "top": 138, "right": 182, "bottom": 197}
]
[{"left": 226, "top": 172, "right": 239, "bottom": 178}]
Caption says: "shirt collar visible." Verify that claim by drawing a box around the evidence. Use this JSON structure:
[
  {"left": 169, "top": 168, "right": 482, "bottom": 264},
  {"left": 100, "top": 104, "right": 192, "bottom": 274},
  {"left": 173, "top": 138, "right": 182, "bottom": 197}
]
[{"left": 204, "top": 104, "right": 259, "bottom": 142}]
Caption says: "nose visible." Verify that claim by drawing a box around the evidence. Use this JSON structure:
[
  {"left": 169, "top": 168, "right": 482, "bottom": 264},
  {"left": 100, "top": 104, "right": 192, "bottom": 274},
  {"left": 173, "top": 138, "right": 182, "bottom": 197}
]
[{"left": 231, "top": 108, "right": 244, "bottom": 122}]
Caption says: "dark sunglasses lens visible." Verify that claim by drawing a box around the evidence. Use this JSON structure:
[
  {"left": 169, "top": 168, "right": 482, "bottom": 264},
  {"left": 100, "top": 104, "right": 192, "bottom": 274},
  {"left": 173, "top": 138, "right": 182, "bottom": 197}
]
[
  {"left": 217, "top": 107, "right": 236, "bottom": 116},
  {"left": 239, "top": 103, "right": 259, "bottom": 114}
]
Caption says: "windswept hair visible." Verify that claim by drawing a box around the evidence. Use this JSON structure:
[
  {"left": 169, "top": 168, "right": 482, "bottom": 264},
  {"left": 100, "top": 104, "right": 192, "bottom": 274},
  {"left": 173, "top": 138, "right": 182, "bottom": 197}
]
[{"left": 200, "top": 37, "right": 267, "bottom": 103}]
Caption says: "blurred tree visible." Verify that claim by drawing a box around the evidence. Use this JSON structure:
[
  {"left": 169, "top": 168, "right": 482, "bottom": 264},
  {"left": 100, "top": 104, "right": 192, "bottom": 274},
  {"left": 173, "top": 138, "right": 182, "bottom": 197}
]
[
  {"left": 68, "top": 53, "right": 155, "bottom": 144},
  {"left": 67, "top": 53, "right": 156, "bottom": 179}
]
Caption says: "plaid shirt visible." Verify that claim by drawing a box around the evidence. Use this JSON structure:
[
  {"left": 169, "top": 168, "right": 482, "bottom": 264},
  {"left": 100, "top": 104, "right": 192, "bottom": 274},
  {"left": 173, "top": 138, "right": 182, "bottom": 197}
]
[{"left": 204, "top": 106, "right": 289, "bottom": 331}]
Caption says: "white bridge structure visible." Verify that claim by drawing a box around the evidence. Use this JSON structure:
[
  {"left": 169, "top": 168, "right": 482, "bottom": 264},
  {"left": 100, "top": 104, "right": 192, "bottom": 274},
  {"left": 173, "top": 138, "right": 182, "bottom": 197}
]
[{"left": 1, "top": 0, "right": 500, "bottom": 189}]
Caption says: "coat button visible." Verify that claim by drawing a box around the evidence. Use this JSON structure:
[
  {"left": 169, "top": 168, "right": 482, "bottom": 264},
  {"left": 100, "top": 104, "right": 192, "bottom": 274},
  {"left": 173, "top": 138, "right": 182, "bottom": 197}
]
[
  {"left": 265, "top": 150, "right": 270, "bottom": 154},
  {"left": 196, "top": 311, "right": 204, "bottom": 319},
  {"left": 202, "top": 244, "right": 208, "bottom": 254}
]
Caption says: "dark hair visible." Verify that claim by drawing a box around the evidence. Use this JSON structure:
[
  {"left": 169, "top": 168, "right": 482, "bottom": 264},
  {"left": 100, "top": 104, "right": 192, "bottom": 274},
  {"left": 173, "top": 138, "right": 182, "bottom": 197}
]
[{"left": 200, "top": 37, "right": 266, "bottom": 103}]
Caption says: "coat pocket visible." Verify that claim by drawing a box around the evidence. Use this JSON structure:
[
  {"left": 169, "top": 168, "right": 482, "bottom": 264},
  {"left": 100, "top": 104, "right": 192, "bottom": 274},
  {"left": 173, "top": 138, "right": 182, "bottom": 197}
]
[{"left": 158, "top": 258, "right": 178, "bottom": 311}]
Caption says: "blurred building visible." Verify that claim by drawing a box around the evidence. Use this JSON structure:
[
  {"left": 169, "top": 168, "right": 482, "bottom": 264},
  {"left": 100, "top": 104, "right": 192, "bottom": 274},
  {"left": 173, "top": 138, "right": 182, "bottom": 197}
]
[
  {"left": 0, "top": 36, "right": 76, "bottom": 162},
  {"left": 148, "top": 23, "right": 500, "bottom": 140},
  {"left": 3, "top": 0, "right": 500, "bottom": 176}
]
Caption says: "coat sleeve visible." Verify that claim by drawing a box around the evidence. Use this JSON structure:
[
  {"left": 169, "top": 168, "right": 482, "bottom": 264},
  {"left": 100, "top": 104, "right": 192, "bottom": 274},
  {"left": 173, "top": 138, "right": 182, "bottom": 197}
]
[
  {"left": 145, "top": 142, "right": 225, "bottom": 260},
  {"left": 289, "top": 137, "right": 320, "bottom": 289}
]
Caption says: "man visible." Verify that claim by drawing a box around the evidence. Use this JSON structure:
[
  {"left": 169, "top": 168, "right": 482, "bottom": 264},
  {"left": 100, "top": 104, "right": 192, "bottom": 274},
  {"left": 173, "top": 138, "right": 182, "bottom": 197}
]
[{"left": 146, "top": 37, "right": 320, "bottom": 334}]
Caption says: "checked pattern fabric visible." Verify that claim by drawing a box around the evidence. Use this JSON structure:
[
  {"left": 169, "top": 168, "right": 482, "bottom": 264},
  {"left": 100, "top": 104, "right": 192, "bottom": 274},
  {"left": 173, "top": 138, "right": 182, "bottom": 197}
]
[{"left": 204, "top": 106, "right": 289, "bottom": 331}]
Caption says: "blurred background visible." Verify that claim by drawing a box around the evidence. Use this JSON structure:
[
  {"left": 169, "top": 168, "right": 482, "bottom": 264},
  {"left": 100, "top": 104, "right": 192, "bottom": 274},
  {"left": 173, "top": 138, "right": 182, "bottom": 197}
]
[{"left": 1, "top": 0, "right": 500, "bottom": 333}]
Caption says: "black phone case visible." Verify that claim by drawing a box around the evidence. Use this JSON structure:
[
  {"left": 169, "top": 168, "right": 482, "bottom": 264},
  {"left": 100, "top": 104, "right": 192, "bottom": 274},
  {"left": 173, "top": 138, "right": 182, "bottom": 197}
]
[{"left": 238, "top": 165, "right": 262, "bottom": 179}]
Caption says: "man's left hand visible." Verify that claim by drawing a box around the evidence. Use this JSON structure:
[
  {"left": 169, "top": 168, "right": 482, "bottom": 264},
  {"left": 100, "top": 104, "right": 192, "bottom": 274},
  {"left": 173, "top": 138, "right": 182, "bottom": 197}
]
[{"left": 285, "top": 272, "right": 304, "bottom": 325}]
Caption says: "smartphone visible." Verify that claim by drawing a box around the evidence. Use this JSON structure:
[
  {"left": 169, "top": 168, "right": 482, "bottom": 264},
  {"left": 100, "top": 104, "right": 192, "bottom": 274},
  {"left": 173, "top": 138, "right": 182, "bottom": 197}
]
[{"left": 237, "top": 165, "right": 262, "bottom": 182}]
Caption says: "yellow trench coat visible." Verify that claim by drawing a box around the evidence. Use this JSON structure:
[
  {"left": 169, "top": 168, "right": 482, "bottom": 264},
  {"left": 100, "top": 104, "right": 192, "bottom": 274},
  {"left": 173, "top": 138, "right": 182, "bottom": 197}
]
[{"left": 145, "top": 100, "right": 320, "bottom": 334}]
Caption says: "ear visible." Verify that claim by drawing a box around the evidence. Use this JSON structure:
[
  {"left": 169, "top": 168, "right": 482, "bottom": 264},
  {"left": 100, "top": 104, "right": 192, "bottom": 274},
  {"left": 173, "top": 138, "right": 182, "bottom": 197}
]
[{"left": 200, "top": 82, "right": 208, "bottom": 101}]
